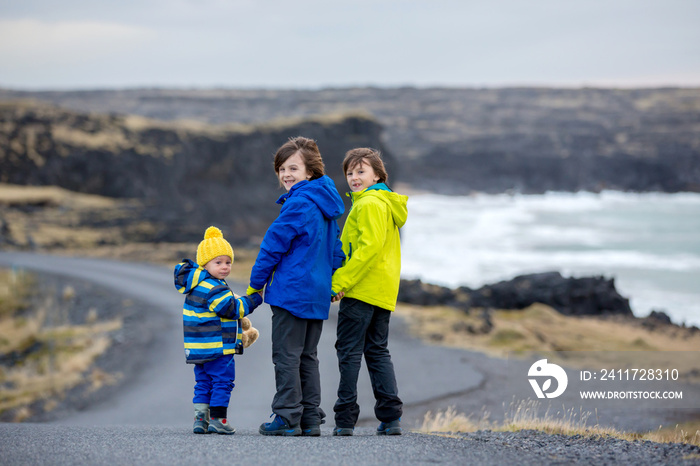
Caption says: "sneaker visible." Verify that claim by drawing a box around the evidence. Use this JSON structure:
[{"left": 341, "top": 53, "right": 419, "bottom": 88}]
[
  {"left": 301, "top": 425, "right": 321, "bottom": 436},
  {"left": 332, "top": 426, "right": 354, "bottom": 436},
  {"left": 259, "top": 414, "right": 301, "bottom": 436},
  {"left": 301, "top": 418, "right": 325, "bottom": 436},
  {"left": 193, "top": 403, "right": 209, "bottom": 434},
  {"left": 208, "top": 417, "right": 236, "bottom": 435},
  {"left": 193, "top": 416, "right": 209, "bottom": 435},
  {"left": 377, "top": 419, "right": 402, "bottom": 435}
]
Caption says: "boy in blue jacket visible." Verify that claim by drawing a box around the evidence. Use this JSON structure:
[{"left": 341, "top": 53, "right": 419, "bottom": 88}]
[
  {"left": 174, "top": 226, "right": 263, "bottom": 435},
  {"left": 248, "top": 136, "right": 345, "bottom": 436}
]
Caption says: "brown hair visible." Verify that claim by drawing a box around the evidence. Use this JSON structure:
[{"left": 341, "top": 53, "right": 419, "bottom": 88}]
[
  {"left": 273, "top": 137, "right": 325, "bottom": 186},
  {"left": 342, "top": 148, "right": 388, "bottom": 184}
]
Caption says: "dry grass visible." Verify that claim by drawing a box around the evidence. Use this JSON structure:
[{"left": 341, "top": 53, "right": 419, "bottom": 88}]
[
  {"left": 50, "top": 242, "right": 258, "bottom": 285},
  {"left": 420, "top": 406, "right": 486, "bottom": 433},
  {"left": 0, "top": 184, "right": 259, "bottom": 282},
  {"left": 0, "top": 183, "right": 143, "bottom": 251},
  {"left": 397, "top": 302, "right": 700, "bottom": 354},
  {"left": 406, "top": 303, "right": 700, "bottom": 446},
  {"left": 0, "top": 270, "right": 123, "bottom": 421},
  {"left": 396, "top": 302, "right": 700, "bottom": 378},
  {"left": 0, "top": 183, "right": 117, "bottom": 209},
  {"left": 419, "top": 402, "right": 700, "bottom": 447},
  {"left": 0, "top": 269, "right": 34, "bottom": 319},
  {"left": 51, "top": 125, "right": 131, "bottom": 153},
  {"left": 500, "top": 399, "right": 612, "bottom": 436}
]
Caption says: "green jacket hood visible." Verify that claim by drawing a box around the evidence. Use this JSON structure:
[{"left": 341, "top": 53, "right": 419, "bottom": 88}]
[
  {"left": 351, "top": 183, "right": 408, "bottom": 228},
  {"left": 334, "top": 183, "right": 408, "bottom": 311}
]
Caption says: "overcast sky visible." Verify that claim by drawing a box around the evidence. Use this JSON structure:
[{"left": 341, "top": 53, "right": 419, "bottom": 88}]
[{"left": 1, "top": 0, "right": 698, "bottom": 90}]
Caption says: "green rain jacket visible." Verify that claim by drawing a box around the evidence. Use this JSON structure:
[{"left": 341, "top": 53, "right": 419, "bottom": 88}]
[{"left": 331, "top": 183, "right": 408, "bottom": 311}]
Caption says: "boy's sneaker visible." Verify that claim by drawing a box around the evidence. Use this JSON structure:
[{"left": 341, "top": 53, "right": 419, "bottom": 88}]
[
  {"left": 208, "top": 417, "right": 236, "bottom": 435},
  {"left": 332, "top": 426, "right": 354, "bottom": 436},
  {"left": 259, "top": 414, "right": 301, "bottom": 436},
  {"left": 301, "top": 425, "right": 321, "bottom": 436},
  {"left": 301, "top": 418, "right": 325, "bottom": 436},
  {"left": 377, "top": 419, "right": 402, "bottom": 435}
]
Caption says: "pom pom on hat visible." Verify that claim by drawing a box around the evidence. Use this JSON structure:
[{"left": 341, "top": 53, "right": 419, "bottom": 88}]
[{"left": 197, "top": 226, "right": 234, "bottom": 266}]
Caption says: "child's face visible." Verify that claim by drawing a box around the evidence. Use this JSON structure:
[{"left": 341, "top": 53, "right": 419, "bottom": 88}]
[
  {"left": 346, "top": 160, "right": 380, "bottom": 192},
  {"left": 278, "top": 152, "right": 311, "bottom": 192},
  {"left": 204, "top": 255, "right": 232, "bottom": 280}
]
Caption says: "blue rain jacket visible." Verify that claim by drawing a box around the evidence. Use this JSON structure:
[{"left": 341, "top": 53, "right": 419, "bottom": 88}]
[
  {"left": 249, "top": 175, "right": 345, "bottom": 320},
  {"left": 175, "top": 259, "right": 262, "bottom": 364}
]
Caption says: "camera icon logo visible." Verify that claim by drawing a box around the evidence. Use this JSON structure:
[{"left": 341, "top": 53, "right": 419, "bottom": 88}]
[{"left": 528, "top": 359, "right": 568, "bottom": 398}]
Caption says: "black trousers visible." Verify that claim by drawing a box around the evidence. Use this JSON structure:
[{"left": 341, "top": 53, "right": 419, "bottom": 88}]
[
  {"left": 270, "top": 306, "right": 325, "bottom": 427},
  {"left": 334, "top": 297, "right": 403, "bottom": 428}
]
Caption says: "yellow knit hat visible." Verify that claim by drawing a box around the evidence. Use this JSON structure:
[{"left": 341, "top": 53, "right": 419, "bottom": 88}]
[{"left": 197, "top": 226, "right": 234, "bottom": 266}]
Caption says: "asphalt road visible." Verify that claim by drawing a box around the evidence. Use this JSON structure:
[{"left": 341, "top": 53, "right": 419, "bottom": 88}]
[
  {"left": 1, "top": 252, "right": 698, "bottom": 465},
  {"left": 0, "top": 252, "right": 489, "bottom": 465}
]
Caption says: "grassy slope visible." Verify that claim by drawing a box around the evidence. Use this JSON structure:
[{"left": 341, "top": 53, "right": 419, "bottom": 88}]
[
  {"left": 0, "top": 269, "right": 123, "bottom": 421},
  {"left": 397, "top": 303, "right": 700, "bottom": 445}
]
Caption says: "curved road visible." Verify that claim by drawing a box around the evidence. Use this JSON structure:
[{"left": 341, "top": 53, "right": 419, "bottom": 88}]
[
  {"left": 1, "top": 253, "right": 697, "bottom": 465},
  {"left": 0, "top": 252, "right": 494, "bottom": 465}
]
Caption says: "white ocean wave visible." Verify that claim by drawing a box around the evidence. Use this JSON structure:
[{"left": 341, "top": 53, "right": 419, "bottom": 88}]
[{"left": 401, "top": 191, "right": 700, "bottom": 326}]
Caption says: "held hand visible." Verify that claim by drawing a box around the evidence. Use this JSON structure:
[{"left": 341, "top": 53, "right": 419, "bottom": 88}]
[
  {"left": 331, "top": 291, "right": 345, "bottom": 303},
  {"left": 246, "top": 285, "right": 264, "bottom": 296}
]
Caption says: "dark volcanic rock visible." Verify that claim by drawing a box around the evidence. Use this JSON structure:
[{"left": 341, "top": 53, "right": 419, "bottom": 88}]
[
  {"left": 0, "top": 102, "right": 392, "bottom": 242},
  {"left": 647, "top": 309, "right": 673, "bottom": 325},
  {"left": 468, "top": 272, "right": 633, "bottom": 316},
  {"left": 2, "top": 87, "right": 699, "bottom": 194},
  {"left": 397, "top": 279, "right": 459, "bottom": 306},
  {"left": 641, "top": 309, "right": 676, "bottom": 330},
  {"left": 399, "top": 272, "right": 633, "bottom": 317}
]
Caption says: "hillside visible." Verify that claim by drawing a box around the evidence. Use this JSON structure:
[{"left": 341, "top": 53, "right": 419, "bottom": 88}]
[
  {"left": 2, "top": 87, "right": 699, "bottom": 193},
  {"left": 0, "top": 101, "right": 391, "bottom": 242}
]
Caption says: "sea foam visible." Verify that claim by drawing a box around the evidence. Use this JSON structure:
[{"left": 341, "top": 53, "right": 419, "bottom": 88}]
[{"left": 401, "top": 191, "right": 700, "bottom": 326}]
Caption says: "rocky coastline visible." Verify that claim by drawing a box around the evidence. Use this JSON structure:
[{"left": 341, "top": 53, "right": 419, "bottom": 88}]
[{"left": 398, "top": 272, "right": 697, "bottom": 332}]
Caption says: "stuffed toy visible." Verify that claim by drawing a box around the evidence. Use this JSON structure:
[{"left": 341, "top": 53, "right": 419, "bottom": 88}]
[{"left": 240, "top": 316, "right": 259, "bottom": 348}]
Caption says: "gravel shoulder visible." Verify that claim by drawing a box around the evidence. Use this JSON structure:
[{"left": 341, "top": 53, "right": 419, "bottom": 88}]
[{"left": 1, "top": 425, "right": 699, "bottom": 466}]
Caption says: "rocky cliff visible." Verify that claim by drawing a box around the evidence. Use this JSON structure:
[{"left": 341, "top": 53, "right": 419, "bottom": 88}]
[
  {"left": 0, "top": 101, "right": 393, "bottom": 241},
  {"left": 2, "top": 87, "right": 699, "bottom": 193},
  {"left": 399, "top": 272, "right": 633, "bottom": 317}
]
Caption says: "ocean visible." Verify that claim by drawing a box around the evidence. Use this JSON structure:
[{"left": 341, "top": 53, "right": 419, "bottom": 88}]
[{"left": 401, "top": 191, "right": 700, "bottom": 327}]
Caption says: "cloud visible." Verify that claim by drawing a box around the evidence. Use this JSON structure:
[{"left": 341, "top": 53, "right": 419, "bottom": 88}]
[
  {"left": 0, "top": 19, "right": 156, "bottom": 65},
  {"left": 0, "top": 1, "right": 698, "bottom": 89}
]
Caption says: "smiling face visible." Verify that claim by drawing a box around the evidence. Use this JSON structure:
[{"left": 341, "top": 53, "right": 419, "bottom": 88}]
[
  {"left": 277, "top": 151, "right": 311, "bottom": 191},
  {"left": 204, "top": 255, "right": 232, "bottom": 280},
  {"left": 346, "top": 159, "right": 380, "bottom": 192}
]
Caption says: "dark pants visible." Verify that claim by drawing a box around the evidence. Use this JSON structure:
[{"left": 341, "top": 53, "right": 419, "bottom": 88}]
[
  {"left": 271, "top": 306, "right": 325, "bottom": 427},
  {"left": 334, "top": 298, "right": 403, "bottom": 428}
]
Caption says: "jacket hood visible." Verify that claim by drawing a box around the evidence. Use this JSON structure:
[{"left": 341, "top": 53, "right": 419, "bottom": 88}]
[
  {"left": 176, "top": 259, "right": 212, "bottom": 294},
  {"left": 277, "top": 175, "right": 344, "bottom": 220},
  {"left": 352, "top": 183, "right": 408, "bottom": 228}
]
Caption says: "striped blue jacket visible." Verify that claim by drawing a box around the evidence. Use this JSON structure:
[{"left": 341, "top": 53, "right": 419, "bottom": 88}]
[{"left": 174, "top": 259, "right": 263, "bottom": 364}]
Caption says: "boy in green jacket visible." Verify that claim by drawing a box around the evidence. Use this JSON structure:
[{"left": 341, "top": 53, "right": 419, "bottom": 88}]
[{"left": 331, "top": 148, "right": 408, "bottom": 436}]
